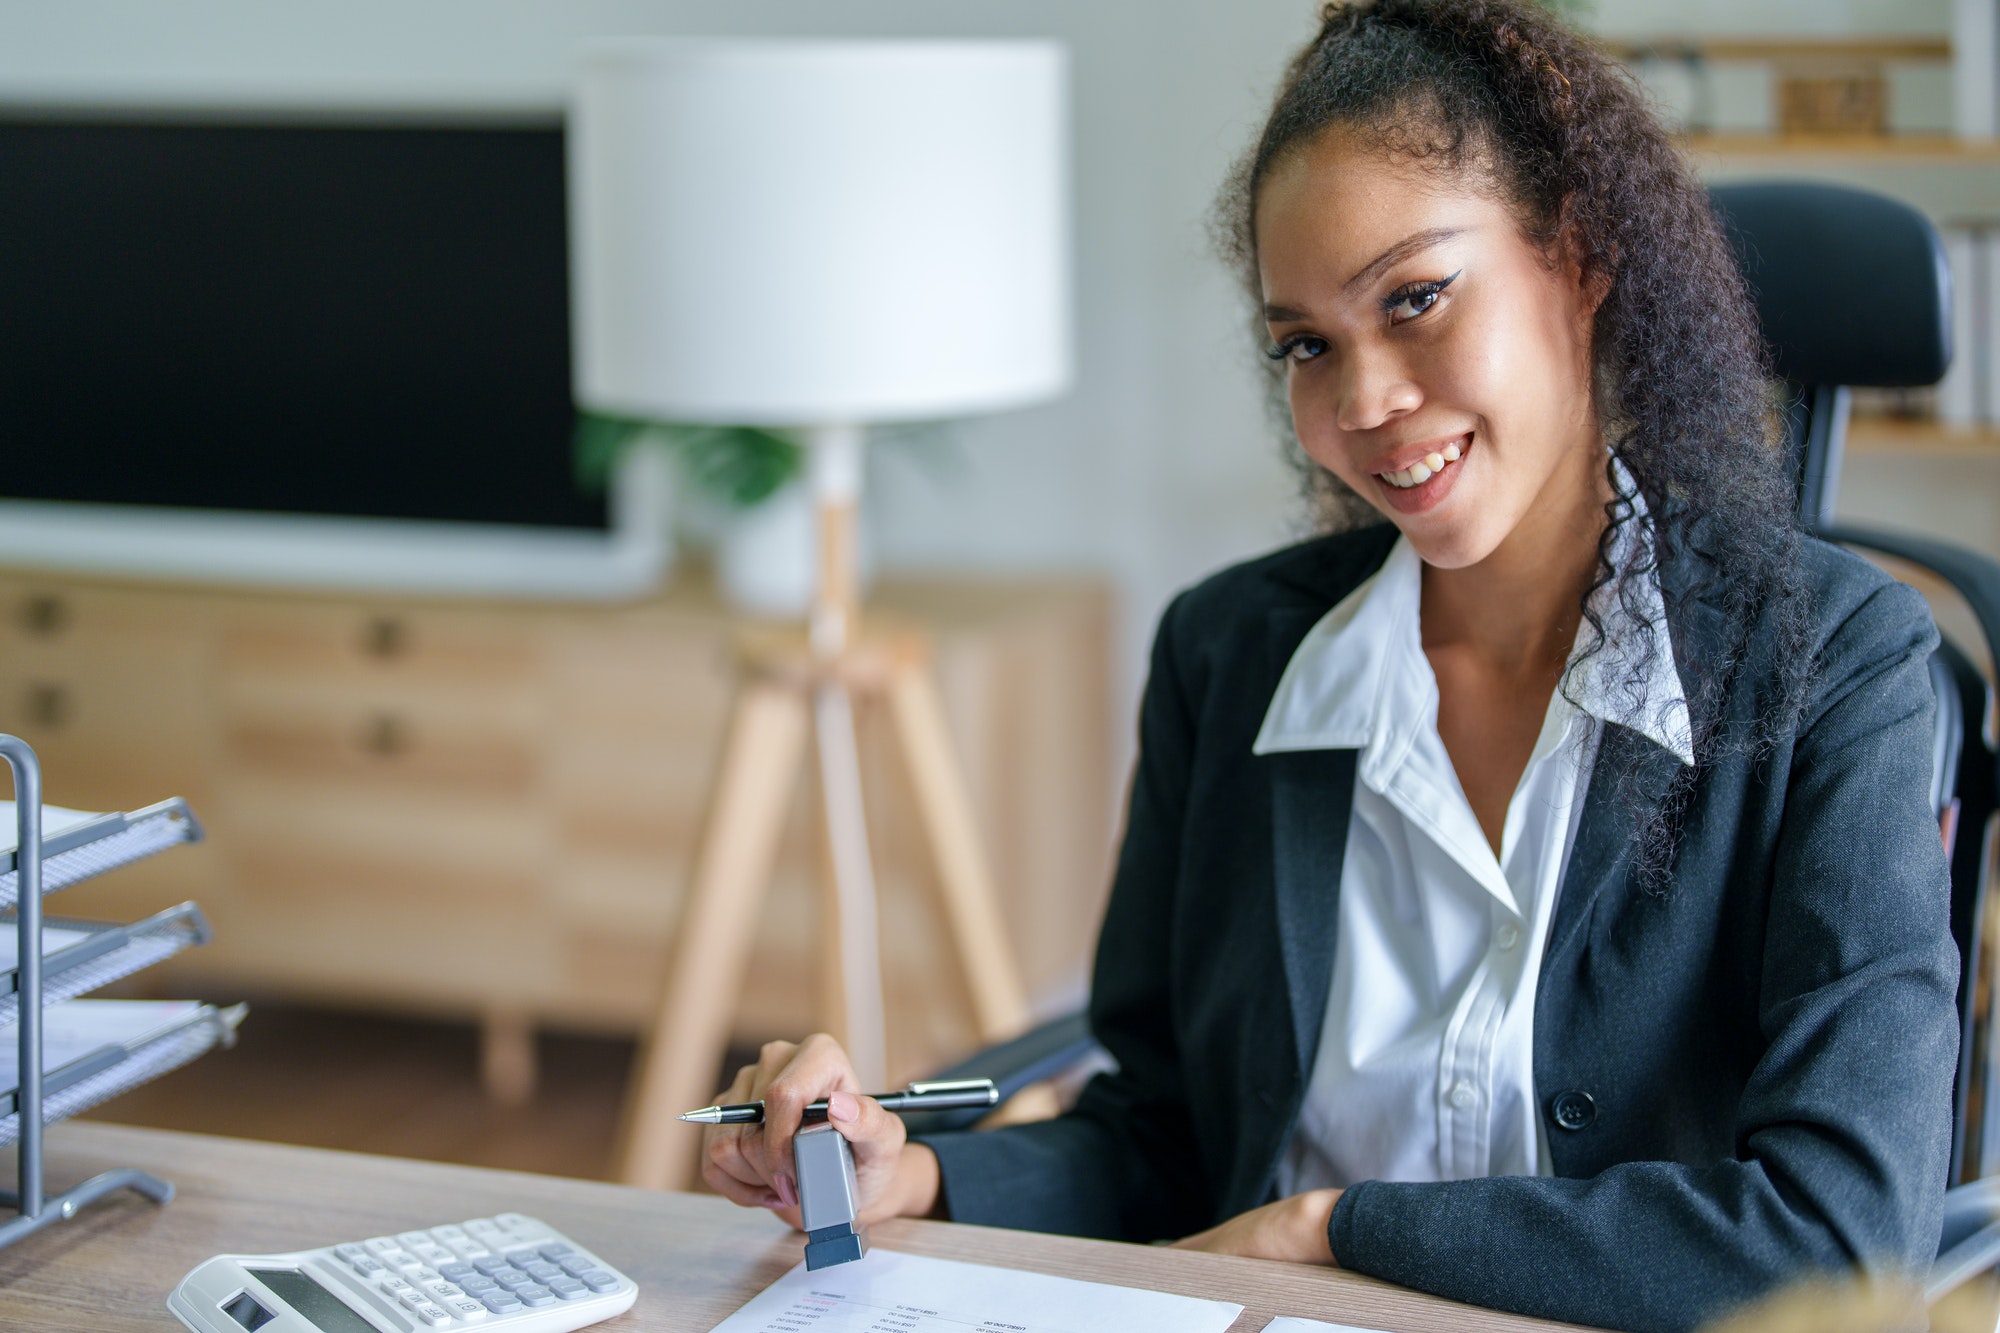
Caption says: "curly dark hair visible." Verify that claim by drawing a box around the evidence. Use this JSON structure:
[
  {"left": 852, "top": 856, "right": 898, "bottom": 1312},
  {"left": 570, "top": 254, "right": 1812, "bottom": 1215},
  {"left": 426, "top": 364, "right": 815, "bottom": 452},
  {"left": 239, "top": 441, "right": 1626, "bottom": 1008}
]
[{"left": 1217, "top": 0, "right": 1809, "bottom": 883}]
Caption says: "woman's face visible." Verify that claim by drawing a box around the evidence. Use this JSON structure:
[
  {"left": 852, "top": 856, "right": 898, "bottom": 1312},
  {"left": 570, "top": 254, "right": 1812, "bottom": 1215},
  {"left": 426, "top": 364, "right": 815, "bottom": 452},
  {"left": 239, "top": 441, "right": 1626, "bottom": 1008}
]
[{"left": 1256, "top": 127, "right": 1605, "bottom": 571}]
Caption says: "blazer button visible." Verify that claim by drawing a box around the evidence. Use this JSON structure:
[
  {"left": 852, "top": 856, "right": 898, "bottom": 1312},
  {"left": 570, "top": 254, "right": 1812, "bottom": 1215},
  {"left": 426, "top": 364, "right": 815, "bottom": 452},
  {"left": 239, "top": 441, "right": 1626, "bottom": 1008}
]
[{"left": 1552, "top": 1090, "right": 1596, "bottom": 1131}]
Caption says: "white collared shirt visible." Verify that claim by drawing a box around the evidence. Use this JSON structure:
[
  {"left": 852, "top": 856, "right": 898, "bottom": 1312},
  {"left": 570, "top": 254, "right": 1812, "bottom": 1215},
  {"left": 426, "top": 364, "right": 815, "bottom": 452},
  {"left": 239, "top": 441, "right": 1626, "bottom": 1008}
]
[{"left": 1256, "top": 508, "right": 1692, "bottom": 1191}]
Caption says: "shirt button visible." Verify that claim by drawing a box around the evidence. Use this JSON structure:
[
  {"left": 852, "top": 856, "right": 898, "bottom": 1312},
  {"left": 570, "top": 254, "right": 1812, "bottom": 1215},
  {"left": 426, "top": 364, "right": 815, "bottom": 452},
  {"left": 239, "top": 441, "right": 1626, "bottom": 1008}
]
[
  {"left": 1494, "top": 922, "right": 1521, "bottom": 951},
  {"left": 1449, "top": 1081, "right": 1475, "bottom": 1109}
]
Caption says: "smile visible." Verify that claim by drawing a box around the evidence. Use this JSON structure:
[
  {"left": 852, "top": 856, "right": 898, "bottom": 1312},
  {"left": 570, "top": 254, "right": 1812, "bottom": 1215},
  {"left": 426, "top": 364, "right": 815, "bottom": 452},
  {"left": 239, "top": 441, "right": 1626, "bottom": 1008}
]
[{"left": 1376, "top": 439, "right": 1464, "bottom": 490}]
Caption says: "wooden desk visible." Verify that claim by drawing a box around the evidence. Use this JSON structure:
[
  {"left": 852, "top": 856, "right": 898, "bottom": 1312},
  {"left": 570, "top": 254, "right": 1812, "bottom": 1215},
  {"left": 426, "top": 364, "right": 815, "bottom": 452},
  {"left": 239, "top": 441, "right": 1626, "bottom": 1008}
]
[{"left": 0, "top": 1123, "right": 1587, "bottom": 1333}]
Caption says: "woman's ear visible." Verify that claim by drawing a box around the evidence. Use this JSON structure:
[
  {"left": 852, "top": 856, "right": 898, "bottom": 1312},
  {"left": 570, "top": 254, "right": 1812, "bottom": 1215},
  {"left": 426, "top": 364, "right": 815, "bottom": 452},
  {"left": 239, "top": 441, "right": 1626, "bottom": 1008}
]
[{"left": 1553, "top": 193, "right": 1613, "bottom": 321}]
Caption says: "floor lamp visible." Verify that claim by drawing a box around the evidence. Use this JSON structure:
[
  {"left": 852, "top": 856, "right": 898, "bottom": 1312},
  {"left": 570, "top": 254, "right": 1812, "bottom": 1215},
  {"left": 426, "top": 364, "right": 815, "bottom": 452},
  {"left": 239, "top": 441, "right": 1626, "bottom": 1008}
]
[{"left": 568, "top": 38, "right": 1073, "bottom": 1190}]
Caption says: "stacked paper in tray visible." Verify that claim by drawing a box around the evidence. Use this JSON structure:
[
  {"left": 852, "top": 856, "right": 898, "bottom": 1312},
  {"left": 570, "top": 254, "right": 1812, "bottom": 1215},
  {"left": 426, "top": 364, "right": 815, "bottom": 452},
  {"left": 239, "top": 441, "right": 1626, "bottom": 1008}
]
[
  {"left": 0, "top": 902, "right": 211, "bottom": 1027},
  {"left": 0, "top": 793, "right": 230, "bottom": 1148},
  {"left": 0, "top": 798, "right": 203, "bottom": 907},
  {"left": 0, "top": 998, "right": 243, "bottom": 1146}
]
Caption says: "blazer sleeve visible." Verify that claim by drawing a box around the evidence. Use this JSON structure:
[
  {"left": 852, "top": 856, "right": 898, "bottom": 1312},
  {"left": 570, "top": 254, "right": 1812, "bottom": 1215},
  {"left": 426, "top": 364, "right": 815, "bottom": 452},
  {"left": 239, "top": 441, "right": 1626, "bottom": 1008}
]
[
  {"left": 917, "top": 590, "right": 1215, "bottom": 1242},
  {"left": 1327, "top": 579, "right": 1960, "bottom": 1333}
]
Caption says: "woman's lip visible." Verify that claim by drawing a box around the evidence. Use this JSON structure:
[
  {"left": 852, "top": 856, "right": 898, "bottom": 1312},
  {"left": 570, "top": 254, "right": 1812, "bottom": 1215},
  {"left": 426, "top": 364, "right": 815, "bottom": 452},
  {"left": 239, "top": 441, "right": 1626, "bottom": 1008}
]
[
  {"left": 1373, "top": 439, "right": 1467, "bottom": 515},
  {"left": 1370, "top": 433, "right": 1472, "bottom": 477}
]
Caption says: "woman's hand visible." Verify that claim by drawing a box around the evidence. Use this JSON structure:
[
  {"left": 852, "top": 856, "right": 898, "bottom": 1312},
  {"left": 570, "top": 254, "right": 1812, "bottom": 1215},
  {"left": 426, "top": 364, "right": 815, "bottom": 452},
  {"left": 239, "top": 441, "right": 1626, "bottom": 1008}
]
[
  {"left": 699, "top": 1033, "right": 941, "bottom": 1229},
  {"left": 1171, "top": 1190, "right": 1342, "bottom": 1265}
]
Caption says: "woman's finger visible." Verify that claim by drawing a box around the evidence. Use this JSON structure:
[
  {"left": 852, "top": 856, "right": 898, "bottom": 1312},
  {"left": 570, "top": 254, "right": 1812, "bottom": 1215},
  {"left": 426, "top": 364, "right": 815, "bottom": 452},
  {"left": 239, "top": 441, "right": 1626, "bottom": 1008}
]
[
  {"left": 753, "top": 1033, "right": 864, "bottom": 1190},
  {"left": 701, "top": 1156, "right": 781, "bottom": 1209},
  {"left": 701, "top": 1061, "right": 774, "bottom": 1193}
]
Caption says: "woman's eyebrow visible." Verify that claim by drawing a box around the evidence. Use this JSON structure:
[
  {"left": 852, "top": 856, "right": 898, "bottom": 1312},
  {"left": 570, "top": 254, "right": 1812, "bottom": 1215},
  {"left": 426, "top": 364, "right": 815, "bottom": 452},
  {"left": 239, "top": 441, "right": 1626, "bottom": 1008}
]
[{"left": 1343, "top": 226, "right": 1464, "bottom": 293}]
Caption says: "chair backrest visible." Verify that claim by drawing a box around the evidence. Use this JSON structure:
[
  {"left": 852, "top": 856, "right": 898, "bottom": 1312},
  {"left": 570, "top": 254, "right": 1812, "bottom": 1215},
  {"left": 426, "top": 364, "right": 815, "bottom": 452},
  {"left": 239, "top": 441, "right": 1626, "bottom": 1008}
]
[
  {"left": 1708, "top": 181, "right": 1954, "bottom": 528},
  {"left": 1708, "top": 180, "right": 1993, "bottom": 1181}
]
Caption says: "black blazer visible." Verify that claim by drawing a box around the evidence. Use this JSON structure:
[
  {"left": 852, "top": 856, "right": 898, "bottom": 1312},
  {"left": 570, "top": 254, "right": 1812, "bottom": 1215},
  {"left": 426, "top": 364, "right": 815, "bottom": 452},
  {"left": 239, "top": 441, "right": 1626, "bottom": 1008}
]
[{"left": 921, "top": 526, "right": 1959, "bottom": 1333}]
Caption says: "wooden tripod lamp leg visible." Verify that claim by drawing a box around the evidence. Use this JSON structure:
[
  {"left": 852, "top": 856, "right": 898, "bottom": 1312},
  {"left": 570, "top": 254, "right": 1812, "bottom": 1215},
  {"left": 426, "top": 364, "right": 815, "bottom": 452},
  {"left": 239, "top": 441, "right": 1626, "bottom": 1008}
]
[
  {"left": 887, "top": 659, "right": 1033, "bottom": 1043},
  {"left": 813, "top": 681, "right": 888, "bottom": 1091},
  {"left": 615, "top": 677, "right": 810, "bottom": 1191}
]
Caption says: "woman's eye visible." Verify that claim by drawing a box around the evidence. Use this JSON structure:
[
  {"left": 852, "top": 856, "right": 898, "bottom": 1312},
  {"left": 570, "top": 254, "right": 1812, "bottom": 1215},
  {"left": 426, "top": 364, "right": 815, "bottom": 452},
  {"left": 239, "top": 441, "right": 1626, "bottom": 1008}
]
[
  {"left": 1265, "top": 335, "right": 1327, "bottom": 365},
  {"left": 1388, "top": 288, "right": 1440, "bottom": 321},
  {"left": 1383, "top": 270, "right": 1460, "bottom": 325}
]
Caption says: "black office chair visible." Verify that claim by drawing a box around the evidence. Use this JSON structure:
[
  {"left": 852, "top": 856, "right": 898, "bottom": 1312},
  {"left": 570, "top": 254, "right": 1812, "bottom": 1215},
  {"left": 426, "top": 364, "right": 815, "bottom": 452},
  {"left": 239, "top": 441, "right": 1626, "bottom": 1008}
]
[{"left": 1709, "top": 180, "right": 2000, "bottom": 1180}]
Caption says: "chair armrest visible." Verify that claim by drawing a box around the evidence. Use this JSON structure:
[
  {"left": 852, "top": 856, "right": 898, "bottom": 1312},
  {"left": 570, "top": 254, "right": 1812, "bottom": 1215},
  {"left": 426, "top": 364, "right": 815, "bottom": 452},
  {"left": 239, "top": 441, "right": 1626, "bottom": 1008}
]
[
  {"left": 899, "top": 1011, "right": 1103, "bottom": 1136},
  {"left": 1821, "top": 523, "right": 2000, "bottom": 674}
]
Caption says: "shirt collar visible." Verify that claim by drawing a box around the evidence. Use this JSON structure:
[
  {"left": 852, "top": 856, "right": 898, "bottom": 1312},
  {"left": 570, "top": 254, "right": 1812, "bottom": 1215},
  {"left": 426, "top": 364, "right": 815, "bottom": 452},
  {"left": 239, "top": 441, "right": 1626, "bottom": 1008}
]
[{"left": 1253, "top": 467, "right": 1694, "bottom": 769}]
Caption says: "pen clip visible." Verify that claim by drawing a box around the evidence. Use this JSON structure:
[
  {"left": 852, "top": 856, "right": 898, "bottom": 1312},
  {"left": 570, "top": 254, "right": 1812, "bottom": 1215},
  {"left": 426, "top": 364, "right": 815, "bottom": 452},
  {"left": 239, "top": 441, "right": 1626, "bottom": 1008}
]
[{"left": 905, "top": 1078, "right": 998, "bottom": 1101}]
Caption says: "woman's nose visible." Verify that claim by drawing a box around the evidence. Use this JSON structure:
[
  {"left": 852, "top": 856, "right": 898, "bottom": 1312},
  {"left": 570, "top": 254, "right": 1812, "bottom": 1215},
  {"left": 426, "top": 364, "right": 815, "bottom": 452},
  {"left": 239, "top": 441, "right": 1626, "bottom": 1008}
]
[{"left": 1334, "top": 347, "right": 1421, "bottom": 432}]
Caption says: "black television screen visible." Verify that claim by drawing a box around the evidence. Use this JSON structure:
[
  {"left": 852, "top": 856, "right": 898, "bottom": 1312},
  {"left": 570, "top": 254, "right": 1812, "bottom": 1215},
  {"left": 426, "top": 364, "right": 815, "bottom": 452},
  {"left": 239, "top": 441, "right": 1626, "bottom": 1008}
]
[{"left": 0, "top": 114, "right": 607, "bottom": 531}]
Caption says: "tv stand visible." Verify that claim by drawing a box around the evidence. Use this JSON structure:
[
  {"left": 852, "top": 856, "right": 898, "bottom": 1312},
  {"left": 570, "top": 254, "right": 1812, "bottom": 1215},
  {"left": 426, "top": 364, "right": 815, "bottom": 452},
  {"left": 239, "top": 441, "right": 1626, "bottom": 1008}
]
[{"left": 0, "top": 563, "right": 1114, "bottom": 1100}]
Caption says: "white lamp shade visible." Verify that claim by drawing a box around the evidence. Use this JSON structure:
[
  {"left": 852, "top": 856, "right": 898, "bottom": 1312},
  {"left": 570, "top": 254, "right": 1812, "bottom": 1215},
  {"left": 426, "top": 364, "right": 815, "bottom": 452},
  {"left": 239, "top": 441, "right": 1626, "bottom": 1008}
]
[{"left": 571, "top": 39, "right": 1072, "bottom": 426}]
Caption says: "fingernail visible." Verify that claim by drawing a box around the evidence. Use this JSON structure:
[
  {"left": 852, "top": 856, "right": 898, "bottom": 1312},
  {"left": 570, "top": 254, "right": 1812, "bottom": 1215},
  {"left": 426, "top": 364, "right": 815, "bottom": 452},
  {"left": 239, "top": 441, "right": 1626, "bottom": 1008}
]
[
  {"left": 776, "top": 1173, "right": 798, "bottom": 1208},
  {"left": 827, "top": 1092, "right": 859, "bottom": 1123},
  {"left": 759, "top": 1191, "right": 784, "bottom": 1209}
]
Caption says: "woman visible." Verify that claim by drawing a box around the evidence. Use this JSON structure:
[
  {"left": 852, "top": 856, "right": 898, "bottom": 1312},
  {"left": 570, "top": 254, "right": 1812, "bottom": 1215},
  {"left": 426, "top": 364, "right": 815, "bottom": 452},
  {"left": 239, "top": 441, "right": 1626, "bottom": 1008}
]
[{"left": 700, "top": 3, "right": 1959, "bottom": 1329}]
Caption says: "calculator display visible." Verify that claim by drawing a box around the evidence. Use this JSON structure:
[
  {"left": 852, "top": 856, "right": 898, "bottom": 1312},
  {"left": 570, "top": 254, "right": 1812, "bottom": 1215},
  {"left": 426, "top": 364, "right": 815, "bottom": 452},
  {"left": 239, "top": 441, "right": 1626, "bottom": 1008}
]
[{"left": 244, "top": 1269, "right": 382, "bottom": 1333}]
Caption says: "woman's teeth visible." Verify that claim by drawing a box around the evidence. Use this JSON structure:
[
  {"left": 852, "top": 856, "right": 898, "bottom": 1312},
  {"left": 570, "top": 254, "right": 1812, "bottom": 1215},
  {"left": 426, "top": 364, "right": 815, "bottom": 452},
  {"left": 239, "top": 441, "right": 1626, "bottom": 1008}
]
[{"left": 1378, "top": 440, "right": 1462, "bottom": 490}]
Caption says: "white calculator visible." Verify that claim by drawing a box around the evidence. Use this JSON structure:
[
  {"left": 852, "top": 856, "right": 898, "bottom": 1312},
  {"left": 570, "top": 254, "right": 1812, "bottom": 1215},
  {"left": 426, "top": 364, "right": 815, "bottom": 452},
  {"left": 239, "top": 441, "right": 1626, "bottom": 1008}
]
[{"left": 167, "top": 1212, "right": 638, "bottom": 1333}]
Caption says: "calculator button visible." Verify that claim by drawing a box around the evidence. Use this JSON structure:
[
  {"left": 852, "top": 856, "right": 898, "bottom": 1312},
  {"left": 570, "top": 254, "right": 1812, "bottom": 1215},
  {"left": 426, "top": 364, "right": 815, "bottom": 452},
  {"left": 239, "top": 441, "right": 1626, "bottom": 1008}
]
[
  {"left": 465, "top": 1218, "right": 505, "bottom": 1240},
  {"left": 494, "top": 1213, "right": 533, "bottom": 1230},
  {"left": 481, "top": 1291, "right": 524, "bottom": 1314},
  {"left": 493, "top": 1269, "right": 536, "bottom": 1291},
  {"left": 378, "top": 1249, "right": 419, "bottom": 1269},
  {"left": 461, "top": 1277, "right": 499, "bottom": 1296},
  {"left": 399, "top": 1231, "right": 433, "bottom": 1248},
  {"left": 471, "top": 1255, "right": 513, "bottom": 1277},
  {"left": 504, "top": 1247, "right": 541, "bottom": 1266},
  {"left": 380, "top": 1277, "right": 416, "bottom": 1297},
  {"left": 365, "top": 1237, "right": 403, "bottom": 1257},
  {"left": 515, "top": 1284, "right": 557, "bottom": 1307},
  {"left": 423, "top": 1280, "right": 465, "bottom": 1301},
  {"left": 446, "top": 1297, "right": 489, "bottom": 1321},
  {"left": 411, "top": 1301, "right": 453, "bottom": 1328},
  {"left": 439, "top": 1262, "right": 474, "bottom": 1280},
  {"left": 546, "top": 1277, "right": 588, "bottom": 1300},
  {"left": 335, "top": 1243, "right": 369, "bottom": 1262},
  {"left": 521, "top": 1260, "right": 562, "bottom": 1282},
  {"left": 416, "top": 1244, "right": 456, "bottom": 1266},
  {"left": 537, "top": 1242, "right": 572, "bottom": 1260},
  {"left": 577, "top": 1270, "right": 620, "bottom": 1293},
  {"left": 556, "top": 1255, "right": 599, "bottom": 1279},
  {"left": 348, "top": 1256, "right": 387, "bottom": 1280},
  {"left": 397, "top": 1290, "right": 434, "bottom": 1313},
  {"left": 406, "top": 1266, "right": 441, "bottom": 1284},
  {"left": 430, "top": 1225, "right": 468, "bottom": 1244},
  {"left": 448, "top": 1239, "right": 492, "bottom": 1260}
]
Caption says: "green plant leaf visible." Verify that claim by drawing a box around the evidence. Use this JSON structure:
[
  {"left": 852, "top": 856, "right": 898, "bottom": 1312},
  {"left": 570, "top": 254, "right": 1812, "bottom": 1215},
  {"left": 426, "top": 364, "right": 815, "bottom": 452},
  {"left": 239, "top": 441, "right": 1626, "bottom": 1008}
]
[
  {"left": 678, "top": 425, "right": 803, "bottom": 508},
  {"left": 572, "top": 411, "right": 649, "bottom": 491},
  {"left": 571, "top": 410, "right": 803, "bottom": 508}
]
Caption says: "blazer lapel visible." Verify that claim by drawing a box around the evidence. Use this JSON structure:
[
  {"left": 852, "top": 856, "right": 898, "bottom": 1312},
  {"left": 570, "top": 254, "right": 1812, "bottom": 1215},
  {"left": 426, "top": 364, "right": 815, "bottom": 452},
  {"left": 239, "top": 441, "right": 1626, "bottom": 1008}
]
[
  {"left": 1548, "top": 723, "right": 1683, "bottom": 964},
  {"left": 1263, "top": 606, "right": 1360, "bottom": 1079},
  {"left": 1269, "top": 745, "right": 1359, "bottom": 1076}
]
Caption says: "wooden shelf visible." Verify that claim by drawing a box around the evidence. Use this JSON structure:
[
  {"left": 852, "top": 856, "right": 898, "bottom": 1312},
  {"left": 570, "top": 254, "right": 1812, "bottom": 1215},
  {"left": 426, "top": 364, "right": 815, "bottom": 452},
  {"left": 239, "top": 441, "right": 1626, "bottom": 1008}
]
[
  {"left": 1683, "top": 134, "right": 2000, "bottom": 161},
  {"left": 1602, "top": 36, "right": 1951, "bottom": 63},
  {"left": 1848, "top": 418, "right": 2000, "bottom": 457}
]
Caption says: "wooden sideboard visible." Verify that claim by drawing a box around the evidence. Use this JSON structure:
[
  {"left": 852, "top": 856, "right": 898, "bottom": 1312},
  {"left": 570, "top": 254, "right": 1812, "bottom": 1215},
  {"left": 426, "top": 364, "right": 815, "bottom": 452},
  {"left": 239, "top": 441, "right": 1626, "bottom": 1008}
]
[{"left": 0, "top": 566, "right": 1116, "bottom": 1093}]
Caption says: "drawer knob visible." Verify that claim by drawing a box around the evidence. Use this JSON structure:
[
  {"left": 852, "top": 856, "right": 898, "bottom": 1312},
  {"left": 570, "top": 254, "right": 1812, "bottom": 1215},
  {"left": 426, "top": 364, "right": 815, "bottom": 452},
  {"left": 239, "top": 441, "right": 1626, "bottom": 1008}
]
[
  {"left": 24, "top": 682, "right": 69, "bottom": 730},
  {"left": 20, "top": 595, "right": 69, "bottom": 636},
  {"left": 359, "top": 713, "right": 411, "bottom": 757},
  {"left": 362, "top": 616, "right": 409, "bottom": 659}
]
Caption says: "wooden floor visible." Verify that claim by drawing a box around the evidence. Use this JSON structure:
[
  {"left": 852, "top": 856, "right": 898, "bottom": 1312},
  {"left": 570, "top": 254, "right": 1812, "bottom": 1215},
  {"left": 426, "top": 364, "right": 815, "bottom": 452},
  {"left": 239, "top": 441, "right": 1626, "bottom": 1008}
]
[{"left": 78, "top": 1004, "right": 672, "bottom": 1182}]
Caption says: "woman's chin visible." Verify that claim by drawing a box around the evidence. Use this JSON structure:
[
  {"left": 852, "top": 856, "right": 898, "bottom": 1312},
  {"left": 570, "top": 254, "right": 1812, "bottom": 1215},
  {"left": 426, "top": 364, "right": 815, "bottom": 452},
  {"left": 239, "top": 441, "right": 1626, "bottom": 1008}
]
[{"left": 1390, "top": 512, "right": 1505, "bottom": 572}]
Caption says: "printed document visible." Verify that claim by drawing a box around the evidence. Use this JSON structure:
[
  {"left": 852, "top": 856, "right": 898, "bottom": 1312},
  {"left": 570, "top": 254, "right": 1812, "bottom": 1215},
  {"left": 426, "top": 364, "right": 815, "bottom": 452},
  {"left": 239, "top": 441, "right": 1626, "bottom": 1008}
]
[
  {"left": 1262, "top": 1319, "right": 1396, "bottom": 1333},
  {"left": 706, "top": 1248, "right": 1243, "bottom": 1333}
]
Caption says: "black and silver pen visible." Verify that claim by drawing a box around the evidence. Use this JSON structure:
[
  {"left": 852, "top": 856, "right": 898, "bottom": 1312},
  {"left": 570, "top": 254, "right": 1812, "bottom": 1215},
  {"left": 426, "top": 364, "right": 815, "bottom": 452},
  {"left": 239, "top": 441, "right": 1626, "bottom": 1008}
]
[{"left": 678, "top": 1077, "right": 999, "bottom": 1125}]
